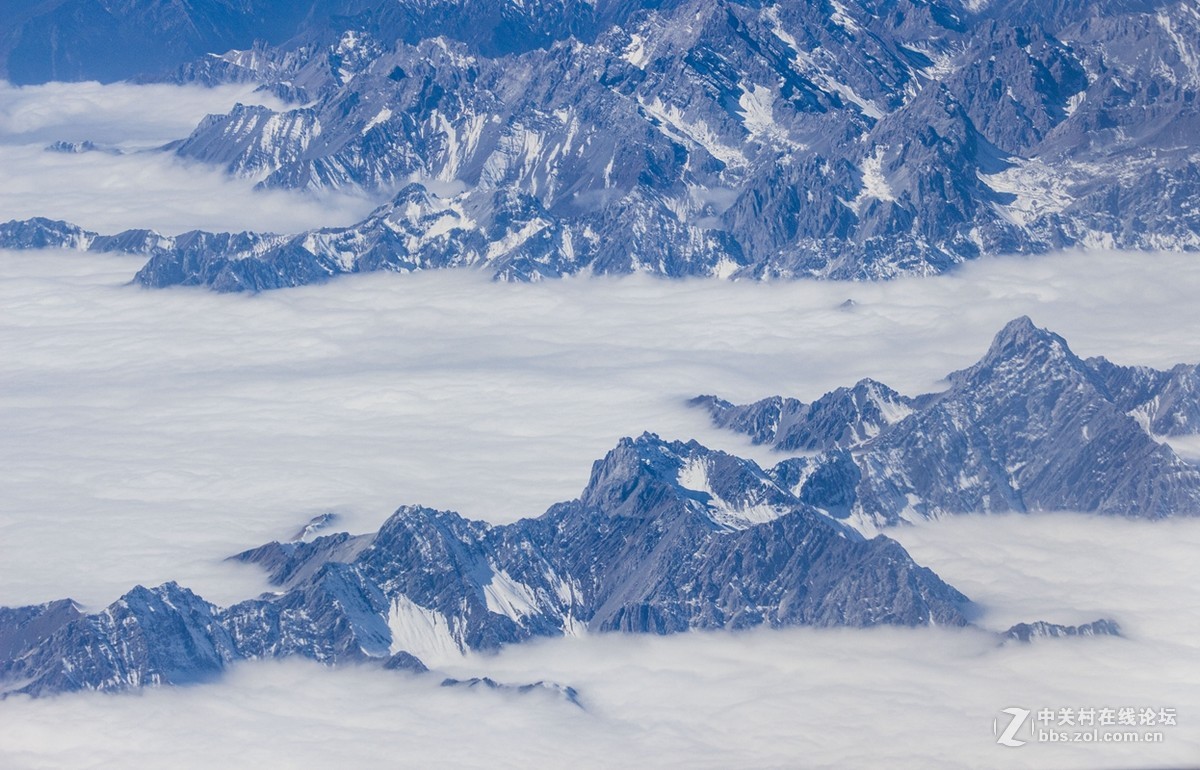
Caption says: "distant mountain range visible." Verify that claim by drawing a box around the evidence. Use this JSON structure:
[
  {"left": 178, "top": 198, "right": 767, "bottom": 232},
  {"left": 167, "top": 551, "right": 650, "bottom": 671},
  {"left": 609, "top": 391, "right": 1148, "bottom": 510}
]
[
  {"left": 1, "top": 433, "right": 973, "bottom": 697},
  {"left": 3, "top": 316, "right": 1188, "bottom": 697},
  {"left": 3, "top": 0, "right": 1199, "bottom": 286},
  {"left": 695, "top": 316, "right": 1200, "bottom": 526}
]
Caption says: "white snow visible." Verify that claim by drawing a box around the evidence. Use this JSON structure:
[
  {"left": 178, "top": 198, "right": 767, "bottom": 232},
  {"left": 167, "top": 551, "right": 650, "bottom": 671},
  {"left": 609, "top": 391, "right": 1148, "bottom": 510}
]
[
  {"left": 711, "top": 255, "right": 740, "bottom": 280},
  {"left": 677, "top": 457, "right": 788, "bottom": 530},
  {"left": 982, "top": 157, "right": 1075, "bottom": 227},
  {"left": 676, "top": 456, "right": 710, "bottom": 495},
  {"left": 763, "top": 7, "right": 882, "bottom": 120},
  {"left": 482, "top": 567, "right": 540, "bottom": 621},
  {"left": 851, "top": 147, "right": 895, "bottom": 214},
  {"left": 868, "top": 386, "right": 913, "bottom": 425},
  {"left": 435, "top": 110, "right": 490, "bottom": 182},
  {"left": 1157, "top": 9, "right": 1200, "bottom": 87},
  {"left": 826, "top": 79, "right": 884, "bottom": 120},
  {"left": 362, "top": 108, "right": 392, "bottom": 134},
  {"left": 387, "top": 594, "right": 467, "bottom": 667},
  {"left": 736, "top": 84, "right": 778, "bottom": 140},
  {"left": 622, "top": 33, "right": 650, "bottom": 69},
  {"left": 829, "top": 0, "right": 861, "bottom": 33},
  {"left": 639, "top": 97, "right": 745, "bottom": 168},
  {"left": 1064, "top": 90, "right": 1085, "bottom": 118},
  {"left": 478, "top": 121, "right": 550, "bottom": 189},
  {"left": 920, "top": 48, "right": 963, "bottom": 82},
  {"left": 484, "top": 217, "right": 550, "bottom": 259}
]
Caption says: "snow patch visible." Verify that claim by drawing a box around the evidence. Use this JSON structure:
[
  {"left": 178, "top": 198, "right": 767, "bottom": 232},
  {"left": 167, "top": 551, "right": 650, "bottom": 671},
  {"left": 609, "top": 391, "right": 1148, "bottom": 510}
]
[
  {"left": 482, "top": 567, "right": 540, "bottom": 621},
  {"left": 829, "top": 0, "right": 861, "bottom": 33},
  {"left": 982, "top": 158, "right": 1075, "bottom": 227},
  {"left": 363, "top": 108, "right": 392, "bottom": 134},
  {"left": 869, "top": 386, "right": 913, "bottom": 425},
  {"left": 852, "top": 147, "right": 895, "bottom": 214},
  {"left": 387, "top": 594, "right": 466, "bottom": 666},
  {"left": 677, "top": 457, "right": 788, "bottom": 530},
  {"left": 623, "top": 34, "right": 650, "bottom": 69},
  {"left": 485, "top": 217, "right": 550, "bottom": 259},
  {"left": 639, "top": 97, "right": 745, "bottom": 168},
  {"left": 1065, "top": 91, "right": 1085, "bottom": 118},
  {"left": 1157, "top": 10, "right": 1200, "bottom": 87}
]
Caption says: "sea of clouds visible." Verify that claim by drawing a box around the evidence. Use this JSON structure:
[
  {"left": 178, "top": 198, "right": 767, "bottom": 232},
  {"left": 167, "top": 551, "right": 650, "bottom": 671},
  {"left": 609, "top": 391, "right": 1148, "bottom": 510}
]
[
  {"left": 0, "top": 81, "right": 1197, "bottom": 769},
  {"left": 0, "top": 81, "right": 378, "bottom": 234}
]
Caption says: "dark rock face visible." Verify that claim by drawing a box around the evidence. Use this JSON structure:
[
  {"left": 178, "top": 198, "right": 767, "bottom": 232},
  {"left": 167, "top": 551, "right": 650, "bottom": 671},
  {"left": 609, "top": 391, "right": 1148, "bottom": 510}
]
[
  {"left": 3, "top": 0, "right": 1199, "bottom": 288},
  {"left": 697, "top": 317, "right": 1200, "bottom": 525},
  {"left": 0, "top": 584, "right": 237, "bottom": 697},
  {"left": 0, "top": 435, "right": 971, "bottom": 697},
  {"left": 0, "top": 600, "right": 82, "bottom": 662},
  {"left": 694, "top": 378, "right": 915, "bottom": 453},
  {"left": 1001, "top": 618, "right": 1122, "bottom": 644},
  {"left": 382, "top": 651, "right": 428, "bottom": 673},
  {"left": 441, "top": 676, "right": 583, "bottom": 707}
]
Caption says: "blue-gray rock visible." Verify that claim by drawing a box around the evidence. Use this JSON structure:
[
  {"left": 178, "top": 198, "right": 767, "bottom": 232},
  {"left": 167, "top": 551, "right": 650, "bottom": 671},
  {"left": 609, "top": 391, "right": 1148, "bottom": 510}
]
[
  {"left": 693, "top": 378, "right": 915, "bottom": 452},
  {"left": 383, "top": 650, "right": 428, "bottom": 673},
  {"left": 700, "top": 317, "right": 1200, "bottom": 525},
  {"left": 0, "top": 583, "right": 237, "bottom": 697},
  {"left": 1001, "top": 618, "right": 1122, "bottom": 644},
  {"left": 0, "top": 434, "right": 971, "bottom": 696},
  {"left": 440, "top": 676, "right": 583, "bottom": 708},
  {"left": 0, "top": 600, "right": 82, "bottom": 661},
  {"left": 4, "top": 0, "right": 1199, "bottom": 288}
]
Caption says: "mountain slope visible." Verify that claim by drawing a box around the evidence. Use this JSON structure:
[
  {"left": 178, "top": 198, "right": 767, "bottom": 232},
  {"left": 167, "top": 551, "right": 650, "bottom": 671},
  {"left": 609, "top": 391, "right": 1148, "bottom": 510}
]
[
  {"left": 4, "top": 1, "right": 1199, "bottom": 286},
  {"left": 0, "top": 434, "right": 970, "bottom": 696},
  {"left": 697, "top": 317, "right": 1200, "bottom": 525}
]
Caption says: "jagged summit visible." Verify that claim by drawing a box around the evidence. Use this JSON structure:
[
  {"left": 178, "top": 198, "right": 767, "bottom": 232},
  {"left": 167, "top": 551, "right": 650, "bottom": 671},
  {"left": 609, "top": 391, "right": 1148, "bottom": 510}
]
[
  {"left": 1, "top": 434, "right": 976, "bottom": 697},
  {"left": 698, "top": 318, "right": 1200, "bottom": 524},
  {"left": 984, "top": 315, "right": 1054, "bottom": 355},
  {"left": 4, "top": 0, "right": 1200, "bottom": 288},
  {"left": 695, "top": 377, "right": 916, "bottom": 454},
  {"left": 578, "top": 433, "right": 797, "bottom": 529},
  {"left": 947, "top": 315, "right": 1084, "bottom": 386}
]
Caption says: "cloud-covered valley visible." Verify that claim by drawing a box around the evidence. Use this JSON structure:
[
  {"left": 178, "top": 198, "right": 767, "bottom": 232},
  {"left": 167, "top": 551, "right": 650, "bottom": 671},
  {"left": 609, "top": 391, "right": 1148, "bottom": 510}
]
[
  {"left": 0, "top": 81, "right": 378, "bottom": 234},
  {"left": 0, "top": 81, "right": 1197, "bottom": 769}
]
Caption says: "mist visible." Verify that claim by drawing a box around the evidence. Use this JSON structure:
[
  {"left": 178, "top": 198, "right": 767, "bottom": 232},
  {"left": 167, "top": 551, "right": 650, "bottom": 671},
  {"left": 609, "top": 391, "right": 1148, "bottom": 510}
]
[
  {"left": 3, "top": 248, "right": 1200, "bottom": 612},
  {"left": 0, "top": 81, "right": 1197, "bottom": 770},
  {"left": 0, "top": 81, "right": 379, "bottom": 234}
]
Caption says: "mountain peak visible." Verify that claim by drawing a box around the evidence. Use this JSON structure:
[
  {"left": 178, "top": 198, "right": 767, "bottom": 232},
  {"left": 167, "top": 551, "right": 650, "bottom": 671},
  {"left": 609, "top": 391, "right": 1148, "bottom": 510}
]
[
  {"left": 991, "top": 315, "right": 1051, "bottom": 348},
  {"left": 948, "top": 316, "right": 1082, "bottom": 387},
  {"left": 577, "top": 434, "right": 796, "bottom": 528},
  {"left": 578, "top": 433, "right": 702, "bottom": 514}
]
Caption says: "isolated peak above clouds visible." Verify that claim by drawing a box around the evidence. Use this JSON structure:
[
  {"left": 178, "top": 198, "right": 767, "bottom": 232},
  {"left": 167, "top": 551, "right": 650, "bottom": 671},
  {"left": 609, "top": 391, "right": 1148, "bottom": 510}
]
[{"left": 698, "top": 315, "right": 1200, "bottom": 525}]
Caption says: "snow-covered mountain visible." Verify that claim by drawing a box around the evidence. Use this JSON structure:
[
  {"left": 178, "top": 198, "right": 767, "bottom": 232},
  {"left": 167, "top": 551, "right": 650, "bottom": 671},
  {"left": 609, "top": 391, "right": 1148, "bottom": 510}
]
[
  {"left": 7, "top": 324, "right": 1172, "bottom": 697},
  {"left": 696, "top": 316, "right": 1200, "bottom": 525},
  {"left": 4, "top": 0, "right": 1199, "bottom": 287},
  {"left": 0, "top": 433, "right": 972, "bottom": 696}
]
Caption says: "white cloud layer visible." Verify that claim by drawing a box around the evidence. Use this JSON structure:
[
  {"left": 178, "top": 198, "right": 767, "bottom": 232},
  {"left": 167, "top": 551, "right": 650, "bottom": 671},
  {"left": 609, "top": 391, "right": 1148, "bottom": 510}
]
[
  {"left": 2, "top": 250, "right": 1199, "bottom": 769},
  {"left": 3, "top": 248, "right": 1200, "bottom": 610},
  {"left": 0, "top": 81, "right": 379, "bottom": 234}
]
